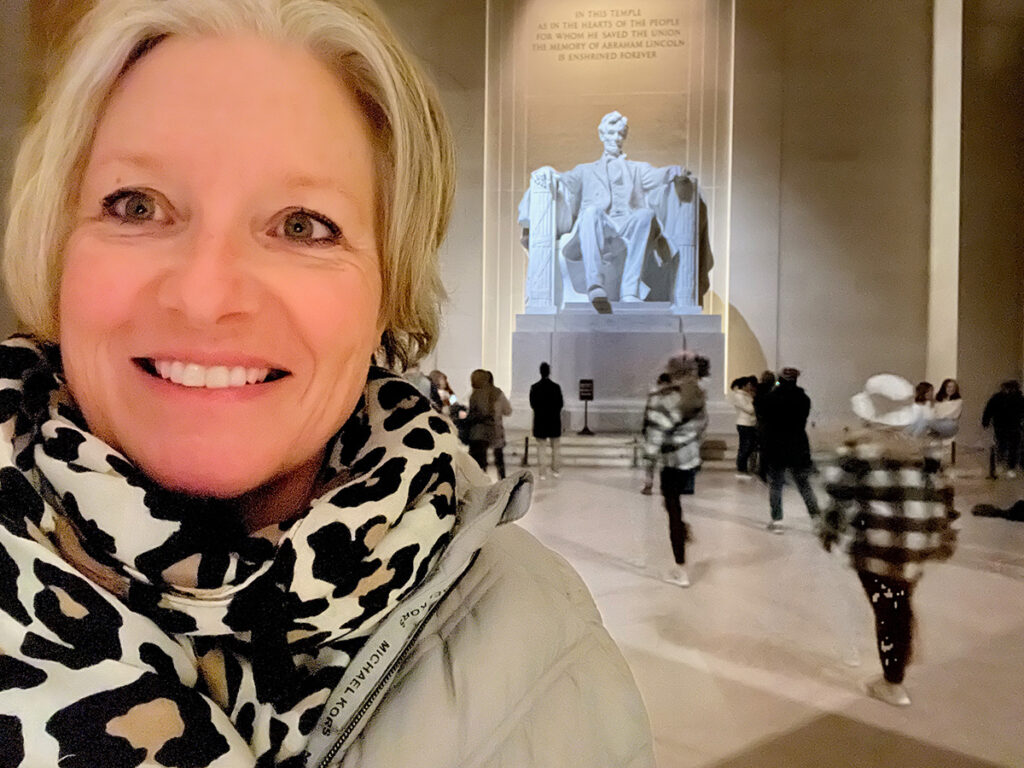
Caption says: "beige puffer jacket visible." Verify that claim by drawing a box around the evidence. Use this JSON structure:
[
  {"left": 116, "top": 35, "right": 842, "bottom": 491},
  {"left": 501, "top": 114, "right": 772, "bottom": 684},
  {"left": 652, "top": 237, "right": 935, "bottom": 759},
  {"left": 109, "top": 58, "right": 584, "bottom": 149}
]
[{"left": 334, "top": 473, "right": 655, "bottom": 768}]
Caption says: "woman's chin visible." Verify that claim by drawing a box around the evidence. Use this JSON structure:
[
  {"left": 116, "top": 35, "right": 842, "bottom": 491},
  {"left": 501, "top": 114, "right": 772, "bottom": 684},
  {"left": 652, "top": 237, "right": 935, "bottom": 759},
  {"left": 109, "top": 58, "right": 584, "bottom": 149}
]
[
  {"left": 123, "top": 442, "right": 275, "bottom": 498},
  {"left": 139, "top": 461, "right": 268, "bottom": 500},
  {"left": 127, "top": 444, "right": 324, "bottom": 525}
]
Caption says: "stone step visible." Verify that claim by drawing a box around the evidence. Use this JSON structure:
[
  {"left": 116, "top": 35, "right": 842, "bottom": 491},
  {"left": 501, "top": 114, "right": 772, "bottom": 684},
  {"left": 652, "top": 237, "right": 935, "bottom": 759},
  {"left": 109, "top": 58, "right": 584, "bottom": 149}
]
[
  {"left": 502, "top": 431, "right": 728, "bottom": 467},
  {"left": 501, "top": 431, "right": 964, "bottom": 471}
]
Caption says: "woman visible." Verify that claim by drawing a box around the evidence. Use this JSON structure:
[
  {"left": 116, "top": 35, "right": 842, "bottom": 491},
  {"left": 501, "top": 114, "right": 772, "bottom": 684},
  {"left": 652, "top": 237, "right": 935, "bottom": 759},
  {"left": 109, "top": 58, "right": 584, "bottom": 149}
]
[
  {"left": 640, "top": 371, "right": 672, "bottom": 495},
  {"left": 642, "top": 353, "right": 707, "bottom": 587},
  {"left": 823, "top": 374, "right": 957, "bottom": 706},
  {"left": 931, "top": 378, "right": 963, "bottom": 464},
  {"left": 427, "top": 368, "right": 457, "bottom": 416},
  {"left": 466, "top": 369, "right": 513, "bottom": 479},
  {"left": 933, "top": 377, "right": 963, "bottom": 433},
  {"left": 909, "top": 380, "right": 961, "bottom": 441},
  {"left": 729, "top": 375, "right": 758, "bottom": 477},
  {"left": 936, "top": 378, "right": 961, "bottom": 405},
  {"left": 907, "top": 381, "right": 935, "bottom": 438},
  {"left": 0, "top": 1, "right": 654, "bottom": 765},
  {"left": 913, "top": 381, "right": 935, "bottom": 413}
]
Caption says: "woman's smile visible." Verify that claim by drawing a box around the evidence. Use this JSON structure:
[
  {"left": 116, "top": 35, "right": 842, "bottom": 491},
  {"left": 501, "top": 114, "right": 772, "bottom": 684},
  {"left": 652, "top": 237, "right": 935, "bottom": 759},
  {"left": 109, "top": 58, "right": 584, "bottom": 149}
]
[{"left": 133, "top": 357, "right": 289, "bottom": 389}]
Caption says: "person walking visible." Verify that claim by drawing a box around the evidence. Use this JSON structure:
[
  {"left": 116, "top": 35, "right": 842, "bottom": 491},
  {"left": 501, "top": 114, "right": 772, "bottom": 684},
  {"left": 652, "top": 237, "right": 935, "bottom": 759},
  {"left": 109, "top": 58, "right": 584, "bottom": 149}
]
[
  {"left": 821, "top": 374, "right": 958, "bottom": 707},
  {"left": 754, "top": 370, "right": 777, "bottom": 408},
  {"left": 730, "top": 375, "right": 758, "bottom": 477},
  {"left": 642, "top": 353, "right": 707, "bottom": 586},
  {"left": 529, "top": 362, "right": 564, "bottom": 479},
  {"left": 982, "top": 380, "right": 1024, "bottom": 478},
  {"left": 758, "top": 367, "right": 820, "bottom": 533},
  {"left": 753, "top": 370, "right": 777, "bottom": 481},
  {"left": 467, "top": 369, "right": 513, "bottom": 478},
  {"left": 640, "top": 372, "right": 672, "bottom": 494}
]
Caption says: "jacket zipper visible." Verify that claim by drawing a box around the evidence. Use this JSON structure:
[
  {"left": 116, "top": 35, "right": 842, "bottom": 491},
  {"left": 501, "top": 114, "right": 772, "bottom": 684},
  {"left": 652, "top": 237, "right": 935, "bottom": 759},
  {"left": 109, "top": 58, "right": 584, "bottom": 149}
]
[
  {"left": 313, "top": 559, "right": 475, "bottom": 768},
  {"left": 315, "top": 619, "right": 423, "bottom": 768}
]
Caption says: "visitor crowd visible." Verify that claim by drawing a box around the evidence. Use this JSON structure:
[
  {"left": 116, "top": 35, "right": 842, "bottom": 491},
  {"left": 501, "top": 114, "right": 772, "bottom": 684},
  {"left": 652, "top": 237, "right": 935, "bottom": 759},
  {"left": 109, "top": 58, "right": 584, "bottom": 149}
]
[{"left": 419, "top": 356, "right": 1020, "bottom": 714}]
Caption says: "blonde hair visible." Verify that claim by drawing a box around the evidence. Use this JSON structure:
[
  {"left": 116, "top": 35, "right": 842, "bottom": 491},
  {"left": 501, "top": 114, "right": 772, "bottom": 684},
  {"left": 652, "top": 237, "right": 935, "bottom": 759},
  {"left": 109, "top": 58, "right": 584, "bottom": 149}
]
[{"left": 3, "top": 0, "right": 453, "bottom": 368}]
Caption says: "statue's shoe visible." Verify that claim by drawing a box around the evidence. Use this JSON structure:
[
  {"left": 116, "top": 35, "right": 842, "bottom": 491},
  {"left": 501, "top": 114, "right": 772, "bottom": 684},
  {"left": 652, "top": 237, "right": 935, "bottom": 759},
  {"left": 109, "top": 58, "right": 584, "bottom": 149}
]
[
  {"left": 588, "top": 287, "right": 612, "bottom": 314},
  {"left": 621, "top": 295, "right": 643, "bottom": 303}
]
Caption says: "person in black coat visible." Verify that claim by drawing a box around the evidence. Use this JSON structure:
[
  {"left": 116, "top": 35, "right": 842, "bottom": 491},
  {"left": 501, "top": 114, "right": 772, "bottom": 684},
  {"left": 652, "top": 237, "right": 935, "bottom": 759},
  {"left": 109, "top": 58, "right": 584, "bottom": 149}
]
[
  {"left": 758, "top": 367, "right": 820, "bottom": 532},
  {"left": 752, "top": 370, "right": 777, "bottom": 481},
  {"left": 529, "top": 362, "right": 564, "bottom": 479},
  {"left": 467, "top": 369, "right": 513, "bottom": 478},
  {"left": 982, "top": 380, "right": 1024, "bottom": 477}
]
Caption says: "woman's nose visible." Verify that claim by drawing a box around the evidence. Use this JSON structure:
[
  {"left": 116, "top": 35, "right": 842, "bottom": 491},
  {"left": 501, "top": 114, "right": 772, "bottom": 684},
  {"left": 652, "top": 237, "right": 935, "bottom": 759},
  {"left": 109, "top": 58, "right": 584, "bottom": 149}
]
[{"left": 155, "top": 230, "right": 260, "bottom": 325}]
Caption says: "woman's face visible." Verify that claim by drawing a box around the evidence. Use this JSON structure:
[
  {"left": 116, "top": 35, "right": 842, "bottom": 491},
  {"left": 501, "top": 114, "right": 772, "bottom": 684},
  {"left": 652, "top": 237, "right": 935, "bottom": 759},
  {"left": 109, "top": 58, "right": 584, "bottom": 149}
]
[
  {"left": 944, "top": 380, "right": 957, "bottom": 396},
  {"left": 60, "top": 35, "right": 383, "bottom": 503}
]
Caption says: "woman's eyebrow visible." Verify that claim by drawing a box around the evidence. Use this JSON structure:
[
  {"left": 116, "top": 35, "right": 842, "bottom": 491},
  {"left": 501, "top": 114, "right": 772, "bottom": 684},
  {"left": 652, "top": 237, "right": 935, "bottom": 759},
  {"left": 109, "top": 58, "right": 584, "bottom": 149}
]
[
  {"left": 280, "top": 175, "right": 370, "bottom": 222},
  {"left": 280, "top": 173, "right": 356, "bottom": 198},
  {"left": 89, "top": 152, "right": 168, "bottom": 175}
]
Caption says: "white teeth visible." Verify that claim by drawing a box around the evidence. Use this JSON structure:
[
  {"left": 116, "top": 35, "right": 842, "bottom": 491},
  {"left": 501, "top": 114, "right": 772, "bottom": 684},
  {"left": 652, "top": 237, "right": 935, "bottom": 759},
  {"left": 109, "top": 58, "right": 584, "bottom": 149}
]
[
  {"left": 246, "top": 367, "right": 268, "bottom": 384},
  {"left": 182, "top": 363, "right": 205, "bottom": 387},
  {"left": 205, "top": 366, "right": 230, "bottom": 389},
  {"left": 152, "top": 359, "right": 274, "bottom": 388}
]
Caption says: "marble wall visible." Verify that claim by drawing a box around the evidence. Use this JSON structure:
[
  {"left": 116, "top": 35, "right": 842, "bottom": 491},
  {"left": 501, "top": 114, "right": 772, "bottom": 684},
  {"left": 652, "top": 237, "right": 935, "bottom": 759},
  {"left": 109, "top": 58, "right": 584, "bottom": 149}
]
[
  {"left": 729, "top": 0, "right": 933, "bottom": 429},
  {"left": 958, "top": 0, "right": 1024, "bottom": 443}
]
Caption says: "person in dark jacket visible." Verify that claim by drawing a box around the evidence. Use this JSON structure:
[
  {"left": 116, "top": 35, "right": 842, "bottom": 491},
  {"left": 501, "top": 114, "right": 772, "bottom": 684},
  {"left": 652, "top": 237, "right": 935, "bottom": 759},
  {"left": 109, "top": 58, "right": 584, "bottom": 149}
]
[
  {"left": 529, "top": 362, "right": 564, "bottom": 479},
  {"left": 758, "top": 367, "right": 820, "bottom": 532},
  {"left": 752, "top": 370, "right": 777, "bottom": 481},
  {"left": 467, "top": 369, "right": 513, "bottom": 478},
  {"left": 753, "top": 370, "right": 777, "bottom": 414},
  {"left": 981, "top": 380, "right": 1024, "bottom": 477}
]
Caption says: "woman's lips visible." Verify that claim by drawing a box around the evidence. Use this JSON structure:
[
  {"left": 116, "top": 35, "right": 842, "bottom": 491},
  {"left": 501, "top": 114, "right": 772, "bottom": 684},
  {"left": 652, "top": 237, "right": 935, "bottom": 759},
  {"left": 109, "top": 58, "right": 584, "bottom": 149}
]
[{"left": 132, "top": 358, "right": 290, "bottom": 389}]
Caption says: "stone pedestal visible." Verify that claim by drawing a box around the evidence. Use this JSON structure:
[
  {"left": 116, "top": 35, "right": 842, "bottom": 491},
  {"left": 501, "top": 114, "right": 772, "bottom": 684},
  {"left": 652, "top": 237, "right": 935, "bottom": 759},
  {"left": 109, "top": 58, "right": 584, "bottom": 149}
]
[{"left": 509, "top": 303, "right": 730, "bottom": 435}]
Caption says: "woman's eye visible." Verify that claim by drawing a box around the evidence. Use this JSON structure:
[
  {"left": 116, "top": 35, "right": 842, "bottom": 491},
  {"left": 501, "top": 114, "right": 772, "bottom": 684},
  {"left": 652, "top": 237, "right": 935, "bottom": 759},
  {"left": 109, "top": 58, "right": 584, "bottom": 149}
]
[
  {"left": 277, "top": 209, "right": 342, "bottom": 245},
  {"left": 101, "top": 189, "right": 166, "bottom": 223}
]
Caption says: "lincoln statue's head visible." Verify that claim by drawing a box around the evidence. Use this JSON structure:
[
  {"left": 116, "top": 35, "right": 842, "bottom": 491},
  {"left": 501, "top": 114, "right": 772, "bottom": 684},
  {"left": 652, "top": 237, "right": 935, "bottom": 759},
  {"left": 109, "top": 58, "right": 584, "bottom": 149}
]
[{"left": 598, "top": 111, "right": 628, "bottom": 156}]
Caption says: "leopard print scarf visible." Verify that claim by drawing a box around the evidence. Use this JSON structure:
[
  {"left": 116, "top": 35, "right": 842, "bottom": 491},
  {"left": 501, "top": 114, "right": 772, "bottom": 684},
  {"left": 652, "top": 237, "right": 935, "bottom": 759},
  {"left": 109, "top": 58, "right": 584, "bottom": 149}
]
[{"left": 0, "top": 336, "right": 460, "bottom": 766}]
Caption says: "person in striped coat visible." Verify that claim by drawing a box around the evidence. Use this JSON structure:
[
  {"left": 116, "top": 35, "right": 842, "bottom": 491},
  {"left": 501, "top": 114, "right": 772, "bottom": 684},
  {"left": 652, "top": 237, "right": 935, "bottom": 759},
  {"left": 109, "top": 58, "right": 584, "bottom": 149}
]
[
  {"left": 642, "top": 353, "right": 707, "bottom": 587},
  {"left": 820, "top": 374, "right": 958, "bottom": 707}
]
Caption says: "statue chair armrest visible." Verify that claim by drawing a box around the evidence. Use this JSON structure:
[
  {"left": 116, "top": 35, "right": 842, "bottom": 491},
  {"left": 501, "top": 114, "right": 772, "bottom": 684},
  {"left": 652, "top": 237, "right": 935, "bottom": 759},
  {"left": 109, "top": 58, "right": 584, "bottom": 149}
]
[{"left": 646, "top": 174, "right": 698, "bottom": 258}]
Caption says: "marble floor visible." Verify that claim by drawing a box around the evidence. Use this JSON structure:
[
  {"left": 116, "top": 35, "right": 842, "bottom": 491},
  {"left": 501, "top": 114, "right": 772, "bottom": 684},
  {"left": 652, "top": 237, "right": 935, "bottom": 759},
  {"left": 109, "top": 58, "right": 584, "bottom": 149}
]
[{"left": 514, "top": 461, "right": 1024, "bottom": 768}]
